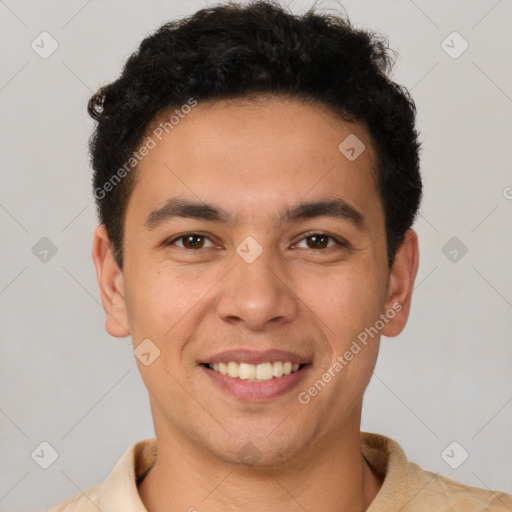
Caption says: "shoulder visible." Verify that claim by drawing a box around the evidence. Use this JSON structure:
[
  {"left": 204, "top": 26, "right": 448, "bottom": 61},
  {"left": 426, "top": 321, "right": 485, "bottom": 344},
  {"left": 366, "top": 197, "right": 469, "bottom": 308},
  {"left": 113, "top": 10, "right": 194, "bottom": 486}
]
[
  {"left": 44, "top": 437, "right": 157, "bottom": 512},
  {"left": 404, "top": 463, "right": 512, "bottom": 511},
  {"left": 45, "top": 482, "right": 103, "bottom": 512},
  {"left": 361, "top": 432, "right": 512, "bottom": 511},
  {"left": 407, "top": 463, "right": 512, "bottom": 511}
]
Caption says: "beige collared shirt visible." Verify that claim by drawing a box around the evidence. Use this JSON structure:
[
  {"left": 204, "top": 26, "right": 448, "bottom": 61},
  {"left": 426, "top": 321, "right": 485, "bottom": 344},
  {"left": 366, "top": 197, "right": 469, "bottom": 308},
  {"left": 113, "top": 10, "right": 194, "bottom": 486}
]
[{"left": 47, "top": 432, "right": 512, "bottom": 511}]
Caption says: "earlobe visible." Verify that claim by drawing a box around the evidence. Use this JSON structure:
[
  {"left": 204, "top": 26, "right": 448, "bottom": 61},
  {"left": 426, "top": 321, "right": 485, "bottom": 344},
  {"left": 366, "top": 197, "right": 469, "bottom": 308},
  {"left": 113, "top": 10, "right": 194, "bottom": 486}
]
[
  {"left": 91, "top": 224, "right": 131, "bottom": 338},
  {"left": 382, "top": 230, "right": 420, "bottom": 338}
]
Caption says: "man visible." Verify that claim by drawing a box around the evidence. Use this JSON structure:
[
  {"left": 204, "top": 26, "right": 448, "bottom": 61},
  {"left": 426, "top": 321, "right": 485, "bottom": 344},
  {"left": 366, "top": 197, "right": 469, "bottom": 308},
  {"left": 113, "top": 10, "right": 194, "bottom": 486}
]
[{"left": 48, "top": 1, "right": 511, "bottom": 510}]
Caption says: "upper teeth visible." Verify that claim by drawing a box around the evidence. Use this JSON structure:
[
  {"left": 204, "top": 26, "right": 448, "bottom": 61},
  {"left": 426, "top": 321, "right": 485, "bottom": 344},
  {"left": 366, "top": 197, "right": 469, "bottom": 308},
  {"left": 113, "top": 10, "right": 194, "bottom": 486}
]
[{"left": 208, "top": 361, "right": 301, "bottom": 381}]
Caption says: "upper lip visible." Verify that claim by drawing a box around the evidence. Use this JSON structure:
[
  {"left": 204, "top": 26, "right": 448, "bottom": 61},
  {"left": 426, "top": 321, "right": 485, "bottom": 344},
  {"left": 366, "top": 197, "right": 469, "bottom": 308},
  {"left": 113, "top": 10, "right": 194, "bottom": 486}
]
[{"left": 200, "top": 349, "right": 311, "bottom": 366}]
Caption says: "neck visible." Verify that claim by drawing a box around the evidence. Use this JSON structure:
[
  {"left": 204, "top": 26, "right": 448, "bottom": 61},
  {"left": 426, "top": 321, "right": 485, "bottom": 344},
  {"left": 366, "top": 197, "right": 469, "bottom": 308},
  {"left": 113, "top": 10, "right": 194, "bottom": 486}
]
[{"left": 138, "top": 426, "right": 382, "bottom": 512}]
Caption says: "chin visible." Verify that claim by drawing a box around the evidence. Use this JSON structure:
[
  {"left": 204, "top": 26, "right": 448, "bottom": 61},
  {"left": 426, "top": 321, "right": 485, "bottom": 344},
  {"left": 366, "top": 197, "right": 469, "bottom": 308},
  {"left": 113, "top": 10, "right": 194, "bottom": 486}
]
[{"left": 209, "top": 425, "right": 310, "bottom": 468}]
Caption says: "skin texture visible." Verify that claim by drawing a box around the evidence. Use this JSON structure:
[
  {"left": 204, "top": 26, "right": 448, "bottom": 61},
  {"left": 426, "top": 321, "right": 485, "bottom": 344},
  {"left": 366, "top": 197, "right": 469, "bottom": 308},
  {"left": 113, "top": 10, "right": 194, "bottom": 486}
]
[{"left": 92, "top": 96, "right": 419, "bottom": 512}]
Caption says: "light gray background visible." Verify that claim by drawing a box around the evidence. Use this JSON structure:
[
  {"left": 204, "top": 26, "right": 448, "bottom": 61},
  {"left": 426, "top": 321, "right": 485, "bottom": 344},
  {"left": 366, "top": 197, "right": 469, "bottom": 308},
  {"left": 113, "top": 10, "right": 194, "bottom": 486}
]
[{"left": 0, "top": 0, "right": 511, "bottom": 510}]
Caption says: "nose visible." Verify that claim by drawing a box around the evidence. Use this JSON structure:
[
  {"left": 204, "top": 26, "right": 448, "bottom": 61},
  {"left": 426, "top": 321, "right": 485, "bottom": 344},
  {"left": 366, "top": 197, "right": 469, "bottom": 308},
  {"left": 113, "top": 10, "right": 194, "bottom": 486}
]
[{"left": 215, "top": 248, "right": 299, "bottom": 331}]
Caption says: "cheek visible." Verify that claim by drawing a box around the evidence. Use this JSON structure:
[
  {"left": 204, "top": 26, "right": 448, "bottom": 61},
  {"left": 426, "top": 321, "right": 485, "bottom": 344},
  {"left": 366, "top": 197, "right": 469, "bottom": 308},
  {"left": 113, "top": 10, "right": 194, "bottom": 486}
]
[
  {"left": 124, "top": 266, "right": 188, "bottom": 342},
  {"left": 124, "top": 268, "right": 199, "bottom": 398},
  {"left": 302, "top": 264, "right": 387, "bottom": 344},
  {"left": 298, "top": 267, "right": 384, "bottom": 418},
  {"left": 124, "top": 262, "right": 223, "bottom": 360}
]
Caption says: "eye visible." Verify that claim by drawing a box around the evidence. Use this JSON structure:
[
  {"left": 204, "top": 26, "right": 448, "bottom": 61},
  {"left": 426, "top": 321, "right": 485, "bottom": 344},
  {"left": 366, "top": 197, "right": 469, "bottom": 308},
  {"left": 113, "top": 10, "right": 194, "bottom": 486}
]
[
  {"left": 294, "top": 233, "right": 346, "bottom": 250},
  {"left": 166, "top": 233, "right": 215, "bottom": 250},
  {"left": 165, "top": 232, "right": 348, "bottom": 251}
]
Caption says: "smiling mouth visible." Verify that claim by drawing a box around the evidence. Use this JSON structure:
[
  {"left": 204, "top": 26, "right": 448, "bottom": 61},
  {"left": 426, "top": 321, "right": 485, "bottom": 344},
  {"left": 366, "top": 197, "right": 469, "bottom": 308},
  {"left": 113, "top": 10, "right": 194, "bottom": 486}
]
[{"left": 204, "top": 361, "right": 304, "bottom": 381}]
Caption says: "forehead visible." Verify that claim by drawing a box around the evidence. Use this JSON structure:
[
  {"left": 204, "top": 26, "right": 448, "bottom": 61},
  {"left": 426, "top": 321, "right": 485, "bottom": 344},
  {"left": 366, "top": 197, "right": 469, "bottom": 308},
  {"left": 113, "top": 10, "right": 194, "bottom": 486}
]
[{"left": 127, "top": 96, "right": 382, "bottom": 227}]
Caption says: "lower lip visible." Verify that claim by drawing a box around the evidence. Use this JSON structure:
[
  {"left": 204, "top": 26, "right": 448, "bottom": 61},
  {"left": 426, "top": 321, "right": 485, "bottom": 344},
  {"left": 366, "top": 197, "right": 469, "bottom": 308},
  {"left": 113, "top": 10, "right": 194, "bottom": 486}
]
[{"left": 200, "top": 365, "right": 311, "bottom": 401}]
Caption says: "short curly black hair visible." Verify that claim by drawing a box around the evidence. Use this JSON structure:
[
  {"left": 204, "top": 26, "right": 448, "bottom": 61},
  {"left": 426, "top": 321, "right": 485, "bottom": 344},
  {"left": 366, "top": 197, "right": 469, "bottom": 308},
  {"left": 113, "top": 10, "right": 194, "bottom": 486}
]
[{"left": 88, "top": 0, "right": 422, "bottom": 269}]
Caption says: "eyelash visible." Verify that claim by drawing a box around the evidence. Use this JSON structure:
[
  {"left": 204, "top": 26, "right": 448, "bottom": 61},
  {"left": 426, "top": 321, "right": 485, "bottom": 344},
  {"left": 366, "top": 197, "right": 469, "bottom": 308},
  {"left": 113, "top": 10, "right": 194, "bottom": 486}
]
[{"left": 165, "top": 232, "right": 349, "bottom": 251}]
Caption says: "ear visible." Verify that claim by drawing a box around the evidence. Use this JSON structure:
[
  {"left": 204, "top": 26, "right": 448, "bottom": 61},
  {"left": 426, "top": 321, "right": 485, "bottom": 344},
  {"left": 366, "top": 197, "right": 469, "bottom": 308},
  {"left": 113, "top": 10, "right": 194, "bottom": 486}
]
[
  {"left": 91, "top": 224, "right": 131, "bottom": 337},
  {"left": 381, "top": 229, "right": 420, "bottom": 337}
]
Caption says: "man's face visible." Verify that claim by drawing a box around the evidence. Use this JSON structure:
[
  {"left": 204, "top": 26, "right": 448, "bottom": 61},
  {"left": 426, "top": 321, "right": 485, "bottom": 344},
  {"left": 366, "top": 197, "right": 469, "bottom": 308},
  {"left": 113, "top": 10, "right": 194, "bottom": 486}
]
[{"left": 96, "top": 97, "right": 414, "bottom": 466}]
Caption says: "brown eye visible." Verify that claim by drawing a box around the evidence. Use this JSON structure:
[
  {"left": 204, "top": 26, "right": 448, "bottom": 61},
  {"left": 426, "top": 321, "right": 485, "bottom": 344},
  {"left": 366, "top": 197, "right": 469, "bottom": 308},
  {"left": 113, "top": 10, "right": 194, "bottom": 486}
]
[
  {"left": 295, "top": 233, "right": 342, "bottom": 250},
  {"left": 168, "top": 234, "right": 214, "bottom": 249},
  {"left": 305, "top": 234, "right": 330, "bottom": 249}
]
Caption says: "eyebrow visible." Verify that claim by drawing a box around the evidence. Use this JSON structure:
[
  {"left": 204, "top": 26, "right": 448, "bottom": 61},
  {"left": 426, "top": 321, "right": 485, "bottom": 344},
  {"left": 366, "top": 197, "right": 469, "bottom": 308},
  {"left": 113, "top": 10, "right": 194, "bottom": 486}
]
[{"left": 144, "top": 197, "right": 364, "bottom": 230}]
